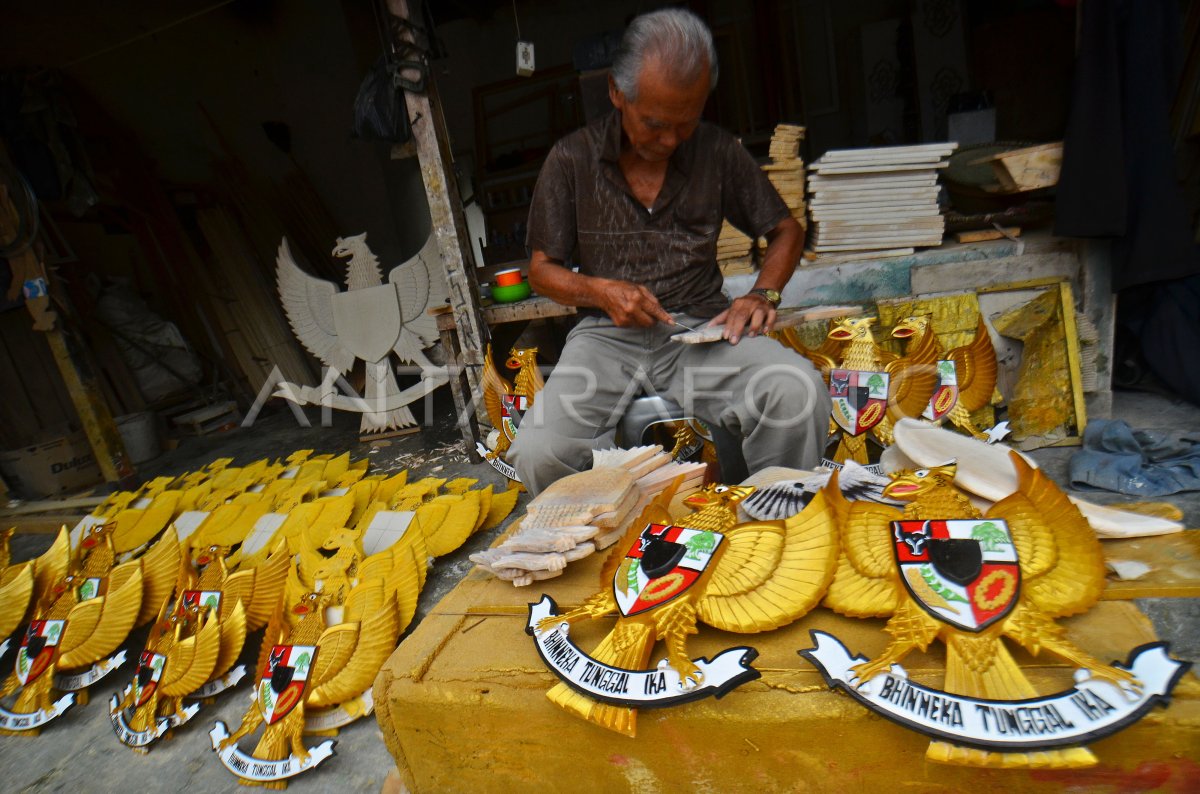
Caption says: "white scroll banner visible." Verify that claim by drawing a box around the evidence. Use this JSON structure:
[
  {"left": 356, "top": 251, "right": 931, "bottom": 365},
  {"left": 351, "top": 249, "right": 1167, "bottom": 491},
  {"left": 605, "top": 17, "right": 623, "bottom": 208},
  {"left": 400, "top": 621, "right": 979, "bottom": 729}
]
[
  {"left": 800, "top": 631, "right": 1190, "bottom": 751},
  {"left": 109, "top": 688, "right": 199, "bottom": 748},
  {"left": 194, "top": 665, "right": 247, "bottom": 699},
  {"left": 305, "top": 688, "right": 374, "bottom": 732},
  {"left": 0, "top": 693, "right": 74, "bottom": 731},
  {"left": 526, "top": 595, "right": 759, "bottom": 708},
  {"left": 477, "top": 442, "right": 520, "bottom": 481},
  {"left": 54, "top": 650, "right": 127, "bottom": 691},
  {"left": 209, "top": 721, "right": 335, "bottom": 782}
]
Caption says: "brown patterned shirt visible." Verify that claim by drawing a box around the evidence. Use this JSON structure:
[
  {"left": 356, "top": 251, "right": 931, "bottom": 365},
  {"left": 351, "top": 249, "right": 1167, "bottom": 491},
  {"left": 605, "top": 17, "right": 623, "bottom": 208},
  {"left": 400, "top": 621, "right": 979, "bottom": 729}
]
[{"left": 526, "top": 110, "right": 789, "bottom": 318}]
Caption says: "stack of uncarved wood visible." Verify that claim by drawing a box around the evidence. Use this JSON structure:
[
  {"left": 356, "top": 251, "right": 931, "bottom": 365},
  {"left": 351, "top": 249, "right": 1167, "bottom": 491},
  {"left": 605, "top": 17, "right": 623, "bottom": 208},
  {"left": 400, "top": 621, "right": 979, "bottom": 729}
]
[
  {"left": 807, "top": 143, "right": 956, "bottom": 255},
  {"left": 717, "top": 124, "right": 808, "bottom": 277}
]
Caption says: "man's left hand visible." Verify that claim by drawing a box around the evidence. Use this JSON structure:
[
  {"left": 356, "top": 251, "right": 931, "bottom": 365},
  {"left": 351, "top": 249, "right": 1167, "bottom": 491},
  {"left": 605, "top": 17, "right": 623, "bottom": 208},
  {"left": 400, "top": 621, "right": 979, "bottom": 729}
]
[{"left": 711, "top": 293, "right": 776, "bottom": 345}]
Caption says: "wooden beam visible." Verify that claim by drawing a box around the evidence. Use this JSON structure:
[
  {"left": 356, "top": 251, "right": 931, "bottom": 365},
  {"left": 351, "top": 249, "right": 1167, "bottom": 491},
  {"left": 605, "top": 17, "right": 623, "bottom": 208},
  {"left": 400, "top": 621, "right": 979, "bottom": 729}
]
[
  {"left": 0, "top": 184, "right": 135, "bottom": 488},
  {"left": 388, "top": 0, "right": 489, "bottom": 411},
  {"left": 44, "top": 323, "right": 138, "bottom": 488},
  {"left": 0, "top": 495, "right": 105, "bottom": 518}
]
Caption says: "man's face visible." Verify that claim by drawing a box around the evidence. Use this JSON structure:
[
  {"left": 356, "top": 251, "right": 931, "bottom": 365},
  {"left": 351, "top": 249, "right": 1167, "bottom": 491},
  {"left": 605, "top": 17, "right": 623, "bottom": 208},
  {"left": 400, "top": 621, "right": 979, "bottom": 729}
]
[{"left": 610, "top": 56, "right": 710, "bottom": 163}]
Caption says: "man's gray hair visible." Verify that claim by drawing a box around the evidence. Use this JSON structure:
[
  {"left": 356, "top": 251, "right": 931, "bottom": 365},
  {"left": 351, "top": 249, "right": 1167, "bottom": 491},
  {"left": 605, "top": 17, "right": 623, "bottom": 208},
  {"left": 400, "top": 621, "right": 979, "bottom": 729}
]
[{"left": 611, "top": 8, "right": 718, "bottom": 100}]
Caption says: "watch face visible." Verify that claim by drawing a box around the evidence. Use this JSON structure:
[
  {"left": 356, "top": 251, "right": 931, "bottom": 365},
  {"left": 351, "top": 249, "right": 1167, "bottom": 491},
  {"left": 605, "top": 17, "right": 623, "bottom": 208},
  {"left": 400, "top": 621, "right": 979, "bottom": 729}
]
[{"left": 752, "top": 289, "right": 781, "bottom": 305}]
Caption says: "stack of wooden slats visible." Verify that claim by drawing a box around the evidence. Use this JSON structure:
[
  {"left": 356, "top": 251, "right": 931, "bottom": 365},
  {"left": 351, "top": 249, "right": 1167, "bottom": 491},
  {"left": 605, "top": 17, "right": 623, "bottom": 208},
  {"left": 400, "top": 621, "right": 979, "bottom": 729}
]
[
  {"left": 806, "top": 143, "right": 956, "bottom": 256},
  {"left": 715, "top": 224, "right": 755, "bottom": 276},
  {"left": 764, "top": 123, "right": 807, "bottom": 231},
  {"left": 717, "top": 124, "right": 808, "bottom": 277}
]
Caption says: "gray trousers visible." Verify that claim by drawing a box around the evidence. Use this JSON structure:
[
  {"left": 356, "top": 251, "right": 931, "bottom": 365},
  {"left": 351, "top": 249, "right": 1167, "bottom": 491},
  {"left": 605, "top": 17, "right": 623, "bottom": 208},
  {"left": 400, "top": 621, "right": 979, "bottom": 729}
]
[{"left": 509, "top": 313, "right": 831, "bottom": 495}]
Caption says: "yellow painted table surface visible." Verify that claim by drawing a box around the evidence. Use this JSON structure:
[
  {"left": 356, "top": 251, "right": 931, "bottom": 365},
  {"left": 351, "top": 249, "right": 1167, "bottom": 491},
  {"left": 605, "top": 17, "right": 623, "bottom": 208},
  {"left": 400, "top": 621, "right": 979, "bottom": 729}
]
[
  {"left": 375, "top": 552, "right": 1200, "bottom": 793},
  {"left": 1102, "top": 532, "right": 1200, "bottom": 600}
]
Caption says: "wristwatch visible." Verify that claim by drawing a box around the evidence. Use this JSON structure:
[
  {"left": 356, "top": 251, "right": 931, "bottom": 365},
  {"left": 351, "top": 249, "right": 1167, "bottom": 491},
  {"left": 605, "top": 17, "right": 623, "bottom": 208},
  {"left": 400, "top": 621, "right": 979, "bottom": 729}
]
[{"left": 748, "top": 288, "right": 782, "bottom": 307}]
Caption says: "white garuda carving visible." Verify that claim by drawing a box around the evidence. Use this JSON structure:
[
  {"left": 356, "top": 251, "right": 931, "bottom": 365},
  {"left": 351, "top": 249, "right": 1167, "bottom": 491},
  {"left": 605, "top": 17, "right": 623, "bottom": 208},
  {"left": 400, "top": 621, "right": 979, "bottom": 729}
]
[{"left": 275, "top": 232, "right": 449, "bottom": 433}]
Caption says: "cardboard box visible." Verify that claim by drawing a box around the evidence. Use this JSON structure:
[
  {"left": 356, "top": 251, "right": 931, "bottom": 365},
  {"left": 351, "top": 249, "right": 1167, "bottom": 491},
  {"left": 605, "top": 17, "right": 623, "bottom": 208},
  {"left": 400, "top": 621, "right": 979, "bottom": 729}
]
[{"left": 0, "top": 430, "right": 103, "bottom": 498}]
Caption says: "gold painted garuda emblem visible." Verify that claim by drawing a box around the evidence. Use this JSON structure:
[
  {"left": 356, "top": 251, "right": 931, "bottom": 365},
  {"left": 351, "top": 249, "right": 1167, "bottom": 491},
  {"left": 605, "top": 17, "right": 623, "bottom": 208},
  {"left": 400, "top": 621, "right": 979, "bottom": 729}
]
[
  {"left": 528, "top": 479, "right": 838, "bottom": 737},
  {"left": 800, "top": 457, "right": 1190, "bottom": 768},
  {"left": 480, "top": 343, "right": 544, "bottom": 482},
  {"left": 782, "top": 316, "right": 938, "bottom": 464}
]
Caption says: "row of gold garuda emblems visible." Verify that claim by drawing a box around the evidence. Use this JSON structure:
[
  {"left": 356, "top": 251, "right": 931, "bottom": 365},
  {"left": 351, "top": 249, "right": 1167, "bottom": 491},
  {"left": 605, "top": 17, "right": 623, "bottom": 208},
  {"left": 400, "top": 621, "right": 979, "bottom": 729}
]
[
  {"left": 524, "top": 452, "right": 1190, "bottom": 768},
  {"left": 0, "top": 450, "right": 517, "bottom": 787},
  {"left": 778, "top": 310, "right": 1005, "bottom": 466}
]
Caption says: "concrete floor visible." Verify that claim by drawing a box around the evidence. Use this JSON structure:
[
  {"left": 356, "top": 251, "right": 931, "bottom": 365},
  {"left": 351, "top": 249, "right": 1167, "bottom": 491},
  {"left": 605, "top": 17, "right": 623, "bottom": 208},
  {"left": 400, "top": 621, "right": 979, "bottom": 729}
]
[{"left": 1, "top": 386, "right": 1196, "bottom": 792}]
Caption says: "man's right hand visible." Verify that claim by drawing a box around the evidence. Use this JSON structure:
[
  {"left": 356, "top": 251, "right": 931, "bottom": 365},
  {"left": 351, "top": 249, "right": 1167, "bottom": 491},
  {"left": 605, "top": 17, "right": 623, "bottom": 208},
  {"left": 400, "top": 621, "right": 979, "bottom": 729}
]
[
  {"left": 595, "top": 279, "right": 675, "bottom": 327},
  {"left": 528, "top": 251, "right": 673, "bottom": 328}
]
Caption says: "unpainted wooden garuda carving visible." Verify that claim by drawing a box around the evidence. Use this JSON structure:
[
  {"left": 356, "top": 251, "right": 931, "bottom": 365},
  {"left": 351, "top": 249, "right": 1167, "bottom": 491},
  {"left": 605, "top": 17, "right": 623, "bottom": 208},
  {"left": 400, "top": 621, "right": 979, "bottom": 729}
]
[{"left": 276, "top": 233, "right": 450, "bottom": 434}]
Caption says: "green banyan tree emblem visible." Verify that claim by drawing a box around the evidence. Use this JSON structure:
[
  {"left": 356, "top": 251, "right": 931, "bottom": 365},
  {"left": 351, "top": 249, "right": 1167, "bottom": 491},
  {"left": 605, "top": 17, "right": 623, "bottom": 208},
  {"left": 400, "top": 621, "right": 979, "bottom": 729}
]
[
  {"left": 867, "top": 373, "right": 886, "bottom": 394},
  {"left": 938, "top": 360, "right": 956, "bottom": 380},
  {"left": 685, "top": 530, "right": 717, "bottom": 561},
  {"left": 48, "top": 624, "right": 61, "bottom": 643},
  {"left": 971, "top": 522, "right": 1011, "bottom": 552},
  {"left": 294, "top": 652, "right": 312, "bottom": 677},
  {"left": 204, "top": 594, "right": 219, "bottom": 611}
]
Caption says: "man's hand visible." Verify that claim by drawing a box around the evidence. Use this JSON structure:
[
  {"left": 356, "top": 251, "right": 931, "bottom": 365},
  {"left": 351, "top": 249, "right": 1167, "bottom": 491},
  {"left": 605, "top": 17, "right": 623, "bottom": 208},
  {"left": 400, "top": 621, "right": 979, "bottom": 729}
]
[
  {"left": 528, "top": 251, "right": 673, "bottom": 328},
  {"left": 596, "top": 279, "right": 675, "bottom": 328},
  {"left": 711, "top": 292, "right": 776, "bottom": 345},
  {"left": 709, "top": 214, "right": 802, "bottom": 344}
]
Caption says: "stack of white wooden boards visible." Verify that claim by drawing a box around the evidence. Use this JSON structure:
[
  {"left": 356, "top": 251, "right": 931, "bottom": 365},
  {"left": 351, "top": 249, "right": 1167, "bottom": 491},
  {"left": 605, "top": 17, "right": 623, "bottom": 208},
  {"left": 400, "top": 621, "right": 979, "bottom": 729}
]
[
  {"left": 717, "top": 124, "right": 808, "bottom": 277},
  {"left": 470, "top": 446, "right": 706, "bottom": 586},
  {"left": 807, "top": 142, "right": 957, "bottom": 256}
]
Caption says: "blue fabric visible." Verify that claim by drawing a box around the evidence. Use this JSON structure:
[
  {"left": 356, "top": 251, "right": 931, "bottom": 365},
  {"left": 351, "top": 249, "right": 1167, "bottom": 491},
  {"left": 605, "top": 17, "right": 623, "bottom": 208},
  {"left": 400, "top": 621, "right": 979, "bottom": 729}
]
[{"left": 1069, "top": 419, "right": 1200, "bottom": 496}]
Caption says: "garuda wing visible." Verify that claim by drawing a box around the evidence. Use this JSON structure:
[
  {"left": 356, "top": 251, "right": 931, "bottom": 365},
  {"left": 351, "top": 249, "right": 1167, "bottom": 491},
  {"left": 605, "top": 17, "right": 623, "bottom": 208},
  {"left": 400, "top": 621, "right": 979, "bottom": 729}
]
[
  {"left": 221, "top": 569, "right": 256, "bottom": 621},
  {"left": 387, "top": 232, "right": 443, "bottom": 354},
  {"left": 213, "top": 597, "right": 247, "bottom": 679},
  {"left": 342, "top": 578, "right": 387, "bottom": 623},
  {"left": 697, "top": 489, "right": 839, "bottom": 633},
  {"left": 947, "top": 316, "right": 998, "bottom": 412},
  {"left": 136, "top": 529, "right": 181, "bottom": 626},
  {"left": 276, "top": 237, "right": 355, "bottom": 374},
  {"left": 243, "top": 545, "right": 290, "bottom": 631},
  {"left": 388, "top": 542, "right": 424, "bottom": 634},
  {"left": 173, "top": 543, "right": 199, "bottom": 596},
  {"left": 159, "top": 611, "right": 222, "bottom": 697},
  {"left": 57, "top": 565, "right": 144, "bottom": 669},
  {"left": 0, "top": 564, "right": 33, "bottom": 639},
  {"left": 987, "top": 453, "right": 1105, "bottom": 618},
  {"left": 306, "top": 623, "right": 361, "bottom": 696},
  {"left": 33, "top": 527, "right": 71, "bottom": 606},
  {"left": 112, "top": 491, "right": 181, "bottom": 554},
  {"left": 821, "top": 473, "right": 902, "bottom": 618},
  {"left": 885, "top": 326, "right": 939, "bottom": 422},
  {"left": 777, "top": 323, "right": 842, "bottom": 382},
  {"left": 423, "top": 492, "right": 481, "bottom": 558},
  {"left": 307, "top": 596, "right": 398, "bottom": 708},
  {"left": 482, "top": 343, "right": 514, "bottom": 437}
]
